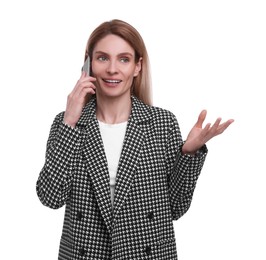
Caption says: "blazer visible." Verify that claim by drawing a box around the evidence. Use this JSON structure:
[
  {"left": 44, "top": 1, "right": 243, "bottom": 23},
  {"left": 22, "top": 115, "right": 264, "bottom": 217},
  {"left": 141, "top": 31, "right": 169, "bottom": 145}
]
[{"left": 36, "top": 96, "right": 207, "bottom": 260}]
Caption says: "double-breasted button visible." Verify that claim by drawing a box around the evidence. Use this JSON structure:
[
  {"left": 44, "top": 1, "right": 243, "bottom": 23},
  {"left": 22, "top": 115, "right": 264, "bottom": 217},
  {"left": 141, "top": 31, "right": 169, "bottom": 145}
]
[
  {"left": 79, "top": 247, "right": 86, "bottom": 256},
  {"left": 145, "top": 245, "right": 152, "bottom": 255},
  {"left": 147, "top": 211, "right": 154, "bottom": 220},
  {"left": 77, "top": 211, "right": 83, "bottom": 220}
]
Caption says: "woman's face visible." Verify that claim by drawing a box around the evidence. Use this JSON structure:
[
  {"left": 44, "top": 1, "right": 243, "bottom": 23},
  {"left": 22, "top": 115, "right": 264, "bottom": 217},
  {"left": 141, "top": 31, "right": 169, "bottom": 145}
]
[{"left": 91, "top": 34, "right": 141, "bottom": 100}]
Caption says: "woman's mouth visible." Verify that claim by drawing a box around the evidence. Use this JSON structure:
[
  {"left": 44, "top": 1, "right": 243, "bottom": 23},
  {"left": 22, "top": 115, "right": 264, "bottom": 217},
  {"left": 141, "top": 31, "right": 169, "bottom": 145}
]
[
  {"left": 102, "top": 79, "right": 122, "bottom": 87},
  {"left": 103, "top": 79, "right": 122, "bottom": 84}
]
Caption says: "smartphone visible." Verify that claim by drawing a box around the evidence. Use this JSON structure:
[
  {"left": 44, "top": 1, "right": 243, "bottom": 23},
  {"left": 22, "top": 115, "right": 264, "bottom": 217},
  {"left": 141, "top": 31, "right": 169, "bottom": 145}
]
[{"left": 82, "top": 56, "right": 90, "bottom": 75}]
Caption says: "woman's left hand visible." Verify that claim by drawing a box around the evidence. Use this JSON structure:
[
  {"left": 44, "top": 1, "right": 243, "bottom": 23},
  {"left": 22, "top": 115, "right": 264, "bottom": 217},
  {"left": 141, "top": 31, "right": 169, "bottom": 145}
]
[{"left": 182, "top": 110, "right": 234, "bottom": 155}]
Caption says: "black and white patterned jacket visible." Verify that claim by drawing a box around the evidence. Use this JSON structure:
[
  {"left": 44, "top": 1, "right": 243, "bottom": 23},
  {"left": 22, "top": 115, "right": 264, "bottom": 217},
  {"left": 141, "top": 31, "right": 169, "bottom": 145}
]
[{"left": 36, "top": 96, "right": 207, "bottom": 260}]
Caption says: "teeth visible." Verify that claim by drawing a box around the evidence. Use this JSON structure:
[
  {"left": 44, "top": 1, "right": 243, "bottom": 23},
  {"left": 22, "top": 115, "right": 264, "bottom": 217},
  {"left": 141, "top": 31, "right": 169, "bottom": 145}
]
[{"left": 104, "top": 79, "right": 121, "bottom": 83}]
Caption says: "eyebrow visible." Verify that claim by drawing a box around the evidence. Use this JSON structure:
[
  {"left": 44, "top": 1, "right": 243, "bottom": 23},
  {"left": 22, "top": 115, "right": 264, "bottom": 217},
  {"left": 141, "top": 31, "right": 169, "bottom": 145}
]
[{"left": 94, "top": 51, "right": 134, "bottom": 57}]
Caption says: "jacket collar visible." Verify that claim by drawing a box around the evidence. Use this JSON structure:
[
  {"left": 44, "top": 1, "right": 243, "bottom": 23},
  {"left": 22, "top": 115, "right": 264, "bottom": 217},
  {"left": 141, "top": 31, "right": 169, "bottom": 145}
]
[{"left": 76, "top": 95, "right": 152, "bottom": 127}]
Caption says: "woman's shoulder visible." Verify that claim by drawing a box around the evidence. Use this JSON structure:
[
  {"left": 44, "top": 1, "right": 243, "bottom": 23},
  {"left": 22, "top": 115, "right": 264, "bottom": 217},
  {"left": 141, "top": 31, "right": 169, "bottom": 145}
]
[
  {"left": 150, "top": 104, "right": 176, "bottom": 118},
  {"left": 134, "top": 96, "right": 175, "bottom": 117},
  {"left": 134, "top": 97, "right": 178, "bottom": 127},
  {"left": 149, "top": 105, "right": 178, "bottom": 129}
]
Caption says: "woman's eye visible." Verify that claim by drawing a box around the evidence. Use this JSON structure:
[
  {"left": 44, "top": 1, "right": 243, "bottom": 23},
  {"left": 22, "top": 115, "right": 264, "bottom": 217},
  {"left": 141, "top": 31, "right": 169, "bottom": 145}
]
[
  {"left": 98, "top": 56, "right": 108, "bottom": 61},
  {"left": 120, "top": 57, "right": 130, "bottom": 63}
]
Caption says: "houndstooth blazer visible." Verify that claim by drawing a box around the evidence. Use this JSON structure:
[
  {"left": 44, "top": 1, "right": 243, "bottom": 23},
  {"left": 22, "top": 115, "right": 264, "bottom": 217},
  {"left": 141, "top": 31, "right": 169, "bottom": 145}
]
[{"left": 36, "top": 96, "right": 207, "bottom": 260}]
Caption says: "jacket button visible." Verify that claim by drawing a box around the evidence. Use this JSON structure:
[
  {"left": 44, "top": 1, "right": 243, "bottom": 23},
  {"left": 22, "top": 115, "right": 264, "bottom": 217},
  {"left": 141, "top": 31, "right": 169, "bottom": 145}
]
[
  {"left": 145, "top": 245, "right": 152, "bottom": 255},
  {"left": 147, "top": 212, "right": 154, "bottom": 220},
  {"left": 79, "top": 247, "right": 86, "bottom": 256},
  {"left": 77, "top": 211, "right": 83, "bottom": 220}
]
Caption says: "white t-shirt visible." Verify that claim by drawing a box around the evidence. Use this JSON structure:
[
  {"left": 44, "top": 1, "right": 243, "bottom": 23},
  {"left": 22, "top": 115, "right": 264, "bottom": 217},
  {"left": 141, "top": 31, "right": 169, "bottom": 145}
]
[{"left": 98, "top": 120, "right": 127, "bottom": 207}]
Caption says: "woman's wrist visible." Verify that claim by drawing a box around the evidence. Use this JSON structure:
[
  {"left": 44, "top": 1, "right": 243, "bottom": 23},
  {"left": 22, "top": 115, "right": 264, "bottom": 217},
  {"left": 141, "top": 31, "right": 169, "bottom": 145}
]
[
  {"left": 63, "top": 117, "right": 76, "bottom": 128},
  {"left": 182, "top": 144, "right": 207, "bottom": 156}
]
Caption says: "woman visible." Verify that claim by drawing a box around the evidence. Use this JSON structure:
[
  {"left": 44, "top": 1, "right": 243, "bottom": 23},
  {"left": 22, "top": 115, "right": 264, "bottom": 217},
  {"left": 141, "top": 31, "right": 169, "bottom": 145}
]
[{"left": 36, "top": 19, "right": 233, "bottom": 259}]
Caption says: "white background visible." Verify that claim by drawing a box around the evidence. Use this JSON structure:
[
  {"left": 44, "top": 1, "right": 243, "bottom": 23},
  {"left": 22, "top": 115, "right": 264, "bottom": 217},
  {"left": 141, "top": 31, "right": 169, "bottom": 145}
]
[{"left": 0, "top": 0, "right": 265, "bottom": 259}]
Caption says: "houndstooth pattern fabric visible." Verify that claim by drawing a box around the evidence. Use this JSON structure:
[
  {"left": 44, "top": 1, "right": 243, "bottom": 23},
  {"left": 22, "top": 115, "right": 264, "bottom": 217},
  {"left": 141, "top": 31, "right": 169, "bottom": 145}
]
[{"left": 36, "top": 96, "right": 207, "bottom": 260}]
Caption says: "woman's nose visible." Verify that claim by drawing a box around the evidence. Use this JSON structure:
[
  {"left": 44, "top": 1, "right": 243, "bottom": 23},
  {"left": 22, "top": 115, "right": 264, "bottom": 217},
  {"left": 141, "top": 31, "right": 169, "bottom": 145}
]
[{"left": 106, "top": 60, "right": 118, "bottom": 74}]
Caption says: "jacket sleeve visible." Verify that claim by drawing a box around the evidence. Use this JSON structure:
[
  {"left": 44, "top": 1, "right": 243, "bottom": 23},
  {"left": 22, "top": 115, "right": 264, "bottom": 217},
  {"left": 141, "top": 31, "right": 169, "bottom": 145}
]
[
  {"left": 166, "top": 114, "right": 208, "bottom": 220},
  {"left": 36, "top": 112, "right": 82, "bottom": 209}
]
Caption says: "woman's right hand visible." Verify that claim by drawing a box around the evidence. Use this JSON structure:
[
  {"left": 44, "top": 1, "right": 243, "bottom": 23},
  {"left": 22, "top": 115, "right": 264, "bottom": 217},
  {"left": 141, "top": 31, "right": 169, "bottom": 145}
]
[{"left": 63, "top": 72, "right": 96, "bottom": 128}]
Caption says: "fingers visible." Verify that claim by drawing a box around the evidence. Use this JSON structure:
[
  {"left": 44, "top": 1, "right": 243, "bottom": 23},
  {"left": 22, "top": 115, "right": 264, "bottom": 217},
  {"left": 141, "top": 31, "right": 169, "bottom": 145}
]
[
  {"left": 72, "top": 74, "right": 97, "bottom": 99},
  {"left": 64, "top": 74, "right": 97, "bottom": 127},
  {"left": 216, "top": 119, "right": 234, "bottom": 135},
  {"left": 195, "top": 110, "right": 207, "bottom": 128},
  {"left": 204, "top": 118, "right": 234, "bottom": 141},
  {"left": 201, "top": 122, "right": 211, "bottom": 136},
  {"left": 210, "top": 117, "right": 222, "bottom": 133}
]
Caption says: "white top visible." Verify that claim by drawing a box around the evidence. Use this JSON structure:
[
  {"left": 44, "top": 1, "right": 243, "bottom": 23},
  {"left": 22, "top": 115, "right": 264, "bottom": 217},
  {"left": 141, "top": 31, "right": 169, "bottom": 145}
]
[{"left": 98, "top": 120, "right": 127, "bottom": 207}]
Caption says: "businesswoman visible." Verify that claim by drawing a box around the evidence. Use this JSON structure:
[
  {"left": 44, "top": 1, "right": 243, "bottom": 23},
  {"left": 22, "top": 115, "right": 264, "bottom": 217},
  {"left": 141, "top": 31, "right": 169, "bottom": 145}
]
[{"left": 36, "top": 19, "right": 234, "bottom": 259}]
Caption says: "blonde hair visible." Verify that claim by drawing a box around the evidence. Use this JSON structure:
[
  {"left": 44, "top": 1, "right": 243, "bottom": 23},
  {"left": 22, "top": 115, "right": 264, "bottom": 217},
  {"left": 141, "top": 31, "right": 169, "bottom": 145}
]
[{"left": 84, "top": 19, "right": 152, "bottom": 106}]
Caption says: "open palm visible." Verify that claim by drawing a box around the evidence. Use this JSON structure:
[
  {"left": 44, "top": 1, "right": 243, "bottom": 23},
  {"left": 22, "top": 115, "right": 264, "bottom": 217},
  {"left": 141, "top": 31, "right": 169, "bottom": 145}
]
[{"left": 182, "top": 110, "right": 234, "bottom": 155}]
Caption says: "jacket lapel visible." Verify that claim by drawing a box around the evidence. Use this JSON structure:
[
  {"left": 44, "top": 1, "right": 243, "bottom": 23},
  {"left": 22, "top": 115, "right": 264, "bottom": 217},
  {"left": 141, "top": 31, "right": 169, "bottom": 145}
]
[
  {"left": 112, "top": 97, "right": 151, "bottom": 227},
  {"left": 78, "top": 99, "right": 113, "bottom": 235}
]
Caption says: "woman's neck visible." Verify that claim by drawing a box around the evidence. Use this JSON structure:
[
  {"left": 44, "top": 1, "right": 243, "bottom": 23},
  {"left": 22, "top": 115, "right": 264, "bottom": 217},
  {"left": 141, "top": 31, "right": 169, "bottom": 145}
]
[{"left": 96, "top": 95, "right": 131, "bottom": 124}]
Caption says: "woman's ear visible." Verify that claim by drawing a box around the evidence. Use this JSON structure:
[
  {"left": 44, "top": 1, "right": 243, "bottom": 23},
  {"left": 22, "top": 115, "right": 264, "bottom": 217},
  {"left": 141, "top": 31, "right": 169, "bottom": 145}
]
[{"left": 134, "top": 57, "right": 142, "bottom": 77}]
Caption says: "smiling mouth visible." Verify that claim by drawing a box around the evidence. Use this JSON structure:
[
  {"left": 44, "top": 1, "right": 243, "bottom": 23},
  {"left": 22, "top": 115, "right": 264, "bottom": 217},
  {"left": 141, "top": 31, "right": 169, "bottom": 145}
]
[{"left": 103, "top": 79, "right": 122, "bottom": 84}]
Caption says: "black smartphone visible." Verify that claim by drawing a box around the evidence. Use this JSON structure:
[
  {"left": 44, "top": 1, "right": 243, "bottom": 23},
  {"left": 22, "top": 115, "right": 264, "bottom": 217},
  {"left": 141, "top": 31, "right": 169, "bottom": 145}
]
[{"left": 82, "top": 56, "right": 90, "bottom": 75}]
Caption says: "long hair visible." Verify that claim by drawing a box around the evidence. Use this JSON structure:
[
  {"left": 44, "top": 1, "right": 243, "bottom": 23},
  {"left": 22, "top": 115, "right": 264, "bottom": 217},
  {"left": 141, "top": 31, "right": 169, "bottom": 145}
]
[{"left": 84, "top": 19, "right": 152, "bottom": 106}]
